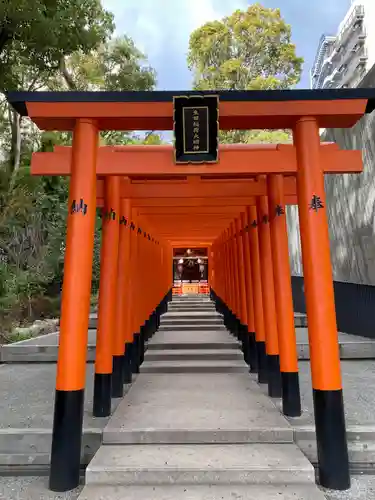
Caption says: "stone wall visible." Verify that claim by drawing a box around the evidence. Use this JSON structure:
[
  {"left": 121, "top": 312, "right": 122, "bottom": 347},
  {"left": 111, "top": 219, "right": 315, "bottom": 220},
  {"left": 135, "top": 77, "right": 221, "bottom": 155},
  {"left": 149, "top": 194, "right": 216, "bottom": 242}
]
[{"left": 287, "top": 65, "right": 375, "bottom": 285}]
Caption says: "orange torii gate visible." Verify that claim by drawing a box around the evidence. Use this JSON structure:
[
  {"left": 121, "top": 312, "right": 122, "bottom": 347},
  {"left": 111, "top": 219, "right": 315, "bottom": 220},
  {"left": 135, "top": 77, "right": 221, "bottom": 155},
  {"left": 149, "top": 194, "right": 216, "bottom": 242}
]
[
  {"left": 7, "top": 88, "right": 375, "bottom": 493},
  {"left": 32, "top": 143, "right": 362, "bottom": 395}
]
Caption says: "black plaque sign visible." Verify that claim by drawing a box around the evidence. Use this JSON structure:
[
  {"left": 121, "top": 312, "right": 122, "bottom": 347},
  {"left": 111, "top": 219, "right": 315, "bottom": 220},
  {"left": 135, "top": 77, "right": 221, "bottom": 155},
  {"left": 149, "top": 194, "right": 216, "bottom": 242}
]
[{"left": 174, "top": 95, "right": 219, "bottom": 164}]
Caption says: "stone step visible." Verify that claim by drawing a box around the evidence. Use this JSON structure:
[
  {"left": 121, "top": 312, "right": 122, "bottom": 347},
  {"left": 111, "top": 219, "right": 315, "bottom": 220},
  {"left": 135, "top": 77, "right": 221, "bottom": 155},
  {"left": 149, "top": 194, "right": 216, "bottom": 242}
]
[
  {"left": 295, "top": 314, "right": 308, "bottom": 328},
  {"left": 103, "top": 373, "right": 294, "bottom": 445},
  {"left": 140, "top": 360, "right": 249, "bottom": 374},
  {"left": 88, "top": 310, "right": 307, "bottom": 327},
  {"left": 85, "top": 443, "right": 315, "bottom": 486},
  {"left": 162, "top": 311, "right": 222, "bottom": 318},
  {"left": 172, "top": 296, "right": 211, "bottom": 299},
  {"left": 169, "top": 302, "right": 215, "bottom": 306},
  {"left": 78, "top": 484, "right": 326, "bottom": 499},
  {"left": 294, "top": 425, "right": 375, "bottom": 466},
  {"left": 169, "top": 300, "right": 214, "bottom": 304},
  {"left": 0, "top": 428, "right": 102, "bottom": 466},
  {"left": 2, "top": 332, "right": 374, "bottom": 362},
  {"left": 144, "top": 349, "right": 243, "bottom": 361},
  {"left": 167, "top": 308, "right": 216, "bottom": 314},
  {"left": 171, "top": 298, "right": 213, "bottom": 302},
  {"left": 89, "top": 318, "right": 306, "bottom": 330},
  {"left": 103, "top": 427, "right": 292, "bottom": 446},
  {"left": 2, "top": 341, "right": 374, "bottom": 362},
  {"left": 161, "top": 316, "right": 223, "bottom": 321},
  {"left": 160, "top": 319, "right": 224, "bottom": 326},
  {"left": 158, "top": 325, "right": 227, "bottom": 332},
  {"left": 146, "top": 341, "right": 240, "bottom": 351}
]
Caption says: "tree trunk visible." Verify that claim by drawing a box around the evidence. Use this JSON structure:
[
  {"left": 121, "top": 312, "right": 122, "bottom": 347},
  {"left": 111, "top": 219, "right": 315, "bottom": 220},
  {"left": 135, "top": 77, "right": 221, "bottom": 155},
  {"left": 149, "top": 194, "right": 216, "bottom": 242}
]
[
  {"left": 9, "top": 106, "right": 22, "bottom": 172},
  {"left": 60, "top": 56, "right": 77, "bottom": 90},
  {"left": 0, "top": 27, "right": 12, "bottom": 53}
]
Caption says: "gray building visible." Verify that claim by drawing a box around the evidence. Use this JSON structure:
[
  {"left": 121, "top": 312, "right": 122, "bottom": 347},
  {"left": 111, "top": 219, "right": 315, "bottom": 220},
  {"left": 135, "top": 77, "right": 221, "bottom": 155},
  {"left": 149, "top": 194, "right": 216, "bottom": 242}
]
[
  {"left": 288, "top": 1, "right": 375, "bottom": 337},
  {"left": 310, "top": 1, "right": 375, "bottom": 90}
]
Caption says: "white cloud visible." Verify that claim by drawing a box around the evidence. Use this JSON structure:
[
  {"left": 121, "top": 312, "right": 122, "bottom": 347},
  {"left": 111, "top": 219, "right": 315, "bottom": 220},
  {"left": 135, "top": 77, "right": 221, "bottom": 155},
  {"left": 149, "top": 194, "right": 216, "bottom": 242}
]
[
  {"left": 101, "top": 0, "right": 351, "bottom": 90},
  {"left": 102, "top": 0, "right": 246, "bottom": 59}
]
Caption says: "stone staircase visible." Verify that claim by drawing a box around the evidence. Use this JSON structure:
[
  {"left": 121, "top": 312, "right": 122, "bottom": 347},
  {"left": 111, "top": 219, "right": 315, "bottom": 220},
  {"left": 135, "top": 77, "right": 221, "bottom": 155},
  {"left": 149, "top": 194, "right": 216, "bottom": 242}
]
[
  {"left": 141, "top": 296, "right": 248, "bottom": 374},
  {"left": 78, "top": 295, "right": 326, "bottom": 499}
]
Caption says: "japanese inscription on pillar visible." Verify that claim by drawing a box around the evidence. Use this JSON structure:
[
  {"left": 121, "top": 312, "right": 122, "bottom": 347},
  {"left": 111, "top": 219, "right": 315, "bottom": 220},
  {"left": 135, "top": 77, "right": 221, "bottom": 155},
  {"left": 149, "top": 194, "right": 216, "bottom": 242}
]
[
  {"left": 275, "top": 204, "right": 285, "bottom": 216},
  {"left": 71, "top": 198, "right": 87, "bottom": 216},
  {"left": 103, "top": 208, "right": 116, "bottom": 221},
  {"left": 173, "top": 95, "right": 219, "bottom": 164},
  {"left": 309, "top": 195, "right": 324, "bottom": 212}
]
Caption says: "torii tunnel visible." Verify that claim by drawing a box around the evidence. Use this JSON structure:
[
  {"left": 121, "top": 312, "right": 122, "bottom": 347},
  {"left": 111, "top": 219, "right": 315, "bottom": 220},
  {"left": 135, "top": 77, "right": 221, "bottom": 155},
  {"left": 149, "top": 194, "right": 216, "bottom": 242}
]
[{"left": 7, "top": 89, "right": 375, "bottom": 493}]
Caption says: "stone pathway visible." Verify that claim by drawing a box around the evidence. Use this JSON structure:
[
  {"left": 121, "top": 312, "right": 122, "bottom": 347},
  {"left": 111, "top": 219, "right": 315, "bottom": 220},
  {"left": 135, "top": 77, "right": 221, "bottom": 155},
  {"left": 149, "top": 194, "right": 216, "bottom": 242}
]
[
  {"left": 1, "top": 295, "right": 375, "bottom": 498},
  {"left": 3, "top": 474, "right": 375, "bottom": 500},
  {"left": 78, "top": 296, "right": 325, "bottom": 499}
]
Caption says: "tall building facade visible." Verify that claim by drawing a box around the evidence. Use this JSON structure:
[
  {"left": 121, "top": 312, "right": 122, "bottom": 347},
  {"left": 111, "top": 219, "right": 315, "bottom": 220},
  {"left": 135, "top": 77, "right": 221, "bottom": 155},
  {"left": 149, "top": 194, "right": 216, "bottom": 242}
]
[{"left": 311, "top": 0, "right": 375, "bottom": 89}]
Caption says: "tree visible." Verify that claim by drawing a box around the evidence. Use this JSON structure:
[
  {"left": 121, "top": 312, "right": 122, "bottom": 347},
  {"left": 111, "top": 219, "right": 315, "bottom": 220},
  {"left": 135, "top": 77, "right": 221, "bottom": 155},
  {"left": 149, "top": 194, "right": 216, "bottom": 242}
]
[
  {"left": 55, "top": 35, "right": 156, "bottom": 92},
  {"left": 0, "top": 22, "right": 160, "bottom": 332},
  {"left": 50, "top": 36, "right": 157, "bottom": 146},
  {"left": 0, "top": 0, "right": 114, "bottom": 91},
  {"left": 188, "top": 3, "right": 303, "bottom": 91},
  {"left": 187, "top": 4, "right": 302, "bottom": 144},
  {"left": 0, "top": 1, "right": 115, "bottom": 172},
  {"left": 221, "top": 129, "right": 291, "bottom": 144}
]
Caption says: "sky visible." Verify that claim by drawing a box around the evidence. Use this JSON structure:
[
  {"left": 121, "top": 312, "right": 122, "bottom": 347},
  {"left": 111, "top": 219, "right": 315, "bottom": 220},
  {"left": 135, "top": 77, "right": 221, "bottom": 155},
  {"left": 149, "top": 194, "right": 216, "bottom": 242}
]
[{"left": 102, "top": 0, "right": 352, "bottom": 90}]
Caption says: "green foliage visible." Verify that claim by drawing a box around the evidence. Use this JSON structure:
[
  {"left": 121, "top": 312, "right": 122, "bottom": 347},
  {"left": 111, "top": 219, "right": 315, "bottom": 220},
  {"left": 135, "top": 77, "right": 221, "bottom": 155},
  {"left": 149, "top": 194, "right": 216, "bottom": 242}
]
[
  {"left": 0, "top": 160, "right": 68, "bottom": 325},
  {"left": 187, "top": 4, "right": 301, "bottom": 144},
  {"left": 52, "top": 35, "right": 156, "bottom": 92},
  {"left": 188, "top": 3, "right": 303, "bottom": 91},
  {"left": 219, "top": 129, "right": 292, "bottom": 144},
  {"left": 0, "top": 31, "right": 159, "bottom": 332},
  {"left": 0, "top": 0, "right": 115, "bottom": 90},
  {"left": 50, "top": 35, "right": 158, "bottom": 146}
]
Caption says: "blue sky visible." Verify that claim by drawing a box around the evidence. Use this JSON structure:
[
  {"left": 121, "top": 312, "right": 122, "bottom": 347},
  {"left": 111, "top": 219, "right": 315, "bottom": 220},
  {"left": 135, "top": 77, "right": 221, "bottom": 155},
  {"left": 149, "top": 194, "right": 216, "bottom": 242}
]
[{"left": 102, "top": 0, "right": 352, "bottom": 89}]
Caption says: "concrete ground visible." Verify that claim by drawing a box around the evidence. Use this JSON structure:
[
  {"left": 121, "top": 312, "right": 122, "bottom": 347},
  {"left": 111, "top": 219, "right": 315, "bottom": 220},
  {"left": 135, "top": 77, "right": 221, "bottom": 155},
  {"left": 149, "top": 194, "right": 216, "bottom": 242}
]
[
  {"left": 9, "top": 326, "right": 371, "bottom": 348},
  {"left": 296, "top": 360, "right": 375, "bottom": 427},
  {"left": 0, "top": 323, "right": 375, "bottom": 497},
  {"left": 0, "top": 474, "right": 375, "bottom": 499},
  {"left": 10, "top": 327, "right": 372, "bottom": 346},
  {"left": 0, "top": 364, "right": 110, "bottom": 430},
  {"left": 295, "top": 328, "right": 374, "bottom": 345},
  {"left": 0, "top": 359, "right": 373, "bottom": 432},
  {"left": 3, "top": 326, "right": 374, "bottom": 364}
]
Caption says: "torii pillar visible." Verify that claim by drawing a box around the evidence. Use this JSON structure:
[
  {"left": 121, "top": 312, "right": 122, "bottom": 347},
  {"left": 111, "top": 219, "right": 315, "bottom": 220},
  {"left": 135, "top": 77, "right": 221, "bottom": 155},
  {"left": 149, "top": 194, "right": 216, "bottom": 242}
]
[
  {"left": 49, "top": 119, "right": 98, "bottom": 492},
  {"left": 294, "top": 117, "right": 349, "bottom": 490}
]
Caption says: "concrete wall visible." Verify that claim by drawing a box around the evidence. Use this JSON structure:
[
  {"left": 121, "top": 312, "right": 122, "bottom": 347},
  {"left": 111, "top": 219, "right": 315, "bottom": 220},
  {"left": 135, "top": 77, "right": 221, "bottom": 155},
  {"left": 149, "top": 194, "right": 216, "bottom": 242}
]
[{"left": 287, "top": 64, "right": 375, "bottom": 286}]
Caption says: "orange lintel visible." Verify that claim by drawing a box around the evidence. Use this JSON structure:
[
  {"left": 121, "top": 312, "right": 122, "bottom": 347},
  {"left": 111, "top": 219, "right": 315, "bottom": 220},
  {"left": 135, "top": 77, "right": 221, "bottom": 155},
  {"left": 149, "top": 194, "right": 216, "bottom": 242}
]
[
  {"left": 143, "top": 215, "right": 237, "bottom": 222},
  {"left": 137, "top": 206, "right": 246, "bottom": 215},
  {"left": 172, "top": 245, "right": 211, "bottom": 249},
  {"left": 31, "top": 143, "right": 363, "bottom": 176},
  {"left": 132, "top": 197, "right": 255, "bottom": 207},
  {"left": 95, "top": 177, "right": 297, "bottom": 199},
  {"left": 98, "top": 197, "right": 257, "bottom": 208},
  {"left": 25, "top": 98, "right": 368, "bottom": 131},
  {"left": 97, "top": 195, "right": 297, "bottom": 208},
  {"left": 157, "top": 233, "right": 220, "bottom": 238}
]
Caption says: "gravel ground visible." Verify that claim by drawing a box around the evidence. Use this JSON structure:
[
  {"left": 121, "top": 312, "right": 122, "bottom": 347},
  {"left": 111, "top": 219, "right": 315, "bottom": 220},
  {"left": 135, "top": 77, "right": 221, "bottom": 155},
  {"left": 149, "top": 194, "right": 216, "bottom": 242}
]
[
  {"left": 0, "top": 476, "right": 83, "bottom": 500},
  {"left": 322, "top": 475, "right": 375, "bottom": 499}
]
